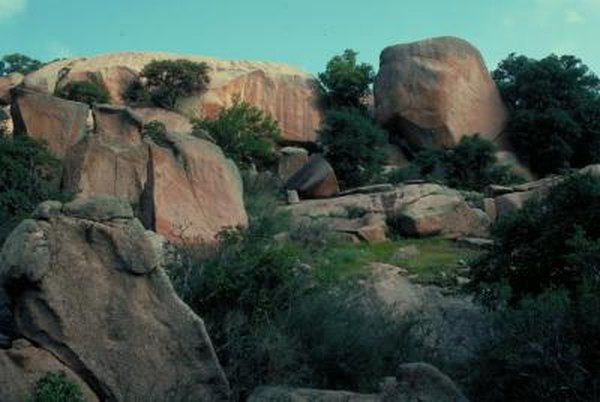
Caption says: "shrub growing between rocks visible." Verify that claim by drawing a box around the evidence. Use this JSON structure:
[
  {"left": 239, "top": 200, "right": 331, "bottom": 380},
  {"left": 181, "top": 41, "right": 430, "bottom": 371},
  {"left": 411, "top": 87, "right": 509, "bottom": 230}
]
[
  {"left": 54, "top": 80, "right": 111, "bottom": 104},
  {"left": 27, "top": 372, "right": 84, "bottom": 402}
]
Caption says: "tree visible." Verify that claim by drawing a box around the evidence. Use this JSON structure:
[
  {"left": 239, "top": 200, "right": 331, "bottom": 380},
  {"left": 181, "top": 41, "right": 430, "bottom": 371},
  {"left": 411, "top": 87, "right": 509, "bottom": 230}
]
[
  {"left": 54, "top": 80, "right": 111, "bottom": 104},
  {"left": 318, "top": 49, "right": 375, "bottom": 109},
  {"left": 136, "top": 59, "right": 210, "bottom": 109},
  {"left": 319, "top": 107, "right": 388, "bottom": 188},
  {"left": 493, "top": 53, "right": 600, "bottom": 176},
  {"left": 192, "top": 98, "right": 281, "bottom": 171},
  {"left": 0, "top": 53, "right": 43, "bottom": 76}
]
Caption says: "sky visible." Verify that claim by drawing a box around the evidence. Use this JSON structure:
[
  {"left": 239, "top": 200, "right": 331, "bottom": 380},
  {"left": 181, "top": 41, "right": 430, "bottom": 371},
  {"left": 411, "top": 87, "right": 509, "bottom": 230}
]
[{"left": 1, "top": 0, "right": 599, "bottom": 75}]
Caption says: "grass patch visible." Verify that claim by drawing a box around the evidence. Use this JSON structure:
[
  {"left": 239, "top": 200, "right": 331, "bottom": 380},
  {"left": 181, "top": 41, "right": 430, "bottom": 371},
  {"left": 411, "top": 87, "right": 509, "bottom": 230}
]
[{"left": 311, "top": 237, "right": 481, "bottom": 287}]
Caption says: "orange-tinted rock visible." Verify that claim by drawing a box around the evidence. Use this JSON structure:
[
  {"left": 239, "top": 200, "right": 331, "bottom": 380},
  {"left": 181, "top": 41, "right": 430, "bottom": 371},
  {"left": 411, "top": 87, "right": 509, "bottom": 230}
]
[
  {"left": 24, "top": 52, "right": 322, "bottom": 142},
  {"left": 285, "top": 154, "right": 339, "bottom": 199},
  {"left": 0, "top": 73, "right": 23, "bottom": 105},
  {"left": 375, "top": 36, "right": 507, "bottom": 149},
  {"left": 10, "top": 88, "right": 88, "bottom": 157},
  {"left": 62, "top": 134, "right": 148, "bottom": 203},
  {"left": 143, "top": 133, "right": 247, "bottom": 244},
  {"left": 133, "top": 107, "right": 193, "bottom": 134},
  {"left": 92, "top": 104, "right": 144, "bottom": 145}
]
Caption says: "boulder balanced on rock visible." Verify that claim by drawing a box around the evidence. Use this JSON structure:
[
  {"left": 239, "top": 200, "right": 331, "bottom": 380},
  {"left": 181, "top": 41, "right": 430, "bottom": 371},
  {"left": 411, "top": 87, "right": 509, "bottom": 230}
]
[{"left": 0, "top": 197, "right": 230, "bottom": 401}]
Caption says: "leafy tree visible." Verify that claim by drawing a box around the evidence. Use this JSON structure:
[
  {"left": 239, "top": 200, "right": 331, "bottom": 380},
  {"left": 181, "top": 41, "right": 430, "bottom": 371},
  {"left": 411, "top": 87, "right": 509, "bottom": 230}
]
[
  {"left": 193, "top": 98, "right": 281, "bottom": 171},
  {"left": 27, "top": 372, "right": 84, "bottom": 402},
  {"left": 0, "top": 53, "right": 43, "bottom": 76},
  {"left": 134, "top": 59, "right": 211, "bottom": 109},
  {"left": 319, "top": 107, "right": 388, "bottom": 188},
  {"left": 493, "top": 53, "right": 600, "bottom": 176},
  {"left": 54, "top": 80, "right": 111, "bottom": 104},
  {"left": 0, "top": 135, "right": 69, "bottom": 245},
  {"left": 387, "top": 135, "right": 524, "bottom": 191},
  {"left": 318, "top": 49, "right": 375, "bottom": 109}
]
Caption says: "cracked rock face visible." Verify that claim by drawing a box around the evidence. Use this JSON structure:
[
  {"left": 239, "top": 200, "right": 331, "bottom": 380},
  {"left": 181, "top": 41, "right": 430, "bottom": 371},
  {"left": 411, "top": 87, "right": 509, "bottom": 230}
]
[{"left": 0, "top": 197, "right": 230, "bottom": 401}]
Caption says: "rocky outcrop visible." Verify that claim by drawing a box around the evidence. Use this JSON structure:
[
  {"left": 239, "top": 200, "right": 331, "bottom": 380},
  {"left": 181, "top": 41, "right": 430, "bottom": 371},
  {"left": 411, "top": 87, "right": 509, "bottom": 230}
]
[
  {"left": 375, "top": 36, "right": 507, "bottom": 150},
  {"left": 93, "top": 104, "right": 144, "bottom": 145},
  {"left": 278, "top": 146, "right": 309, "bottom": 181},
  {"left": 285, "top": 154, "right": 339, "bottom": 199},
  {"left": 143, "top": 132, "right": 248, "bottom": 244},
  {"left": 0, "top": 197, "right": 230, "bottom": 401},
  {"left": 133, "top": 107, "right": 193, "bottom": 134},
  {"left": 0, "top": 72, "right": 23, "bottom": 105},
  {"left": 24, "top": 52, "right": 322, "bottom": 142},
  {"left": 287, "top": 183, "right": 491, "bottom": 239},
  {"left": 10, "top": 88, "right": 89, "bottom": 157}
]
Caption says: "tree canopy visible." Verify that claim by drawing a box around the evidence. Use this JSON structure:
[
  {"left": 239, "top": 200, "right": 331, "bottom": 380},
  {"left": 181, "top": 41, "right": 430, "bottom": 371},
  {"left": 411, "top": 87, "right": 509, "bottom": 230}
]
[{"left": 0, "top": 53, "right": 43, "bottom": 76}]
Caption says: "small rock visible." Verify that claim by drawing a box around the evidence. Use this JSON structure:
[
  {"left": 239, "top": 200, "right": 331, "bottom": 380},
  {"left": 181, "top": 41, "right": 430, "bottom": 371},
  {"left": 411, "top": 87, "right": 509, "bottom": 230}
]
[
  {"left": 32, "top": 201, "right": 63, "bottom": 220},
  {"left": 393, "top": 245, "right": 420, "bottom": 260},
  {"left": 63, "top": 196, "right": 133, "bottom": 222},
  {"left": 456, "top": 237, "right": 494, "bottom": 249},
  {"left": 287, "top": 190, "right": 300, "bottom": 204},
  {"left": 456, "top": 276, "right": 471, "bottom": 286}
]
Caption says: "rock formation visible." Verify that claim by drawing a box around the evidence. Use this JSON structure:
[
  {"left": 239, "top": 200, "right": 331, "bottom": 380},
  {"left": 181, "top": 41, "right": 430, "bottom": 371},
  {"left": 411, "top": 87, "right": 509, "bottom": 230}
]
[
  {"left": 284, "top": 154, "right": 339, "bottom": 199},
  {"left": 0, "top": 197, "right": 230, "bottom": 401},
  {"left": 23, "top": 52, "right": 322, "bottom": 143},
  {"left": 374, "top": 36, "right": 507, "bottom": 150},
  {"left": 0, "top": 73, "right": 23, "bottom": 105}
]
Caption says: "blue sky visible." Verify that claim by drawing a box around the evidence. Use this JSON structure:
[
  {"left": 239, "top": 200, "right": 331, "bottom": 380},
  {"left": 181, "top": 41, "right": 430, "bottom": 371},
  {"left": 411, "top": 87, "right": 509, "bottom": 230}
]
[{"left": 1, "top": 0, "right": 599, "bottom": 75}]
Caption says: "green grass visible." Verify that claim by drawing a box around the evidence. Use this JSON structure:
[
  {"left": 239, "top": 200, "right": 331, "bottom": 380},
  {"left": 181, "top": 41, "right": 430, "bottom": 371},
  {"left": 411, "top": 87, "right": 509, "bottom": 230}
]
[{"left": 311, "top": 237, "right": 481, "bottom": 287}]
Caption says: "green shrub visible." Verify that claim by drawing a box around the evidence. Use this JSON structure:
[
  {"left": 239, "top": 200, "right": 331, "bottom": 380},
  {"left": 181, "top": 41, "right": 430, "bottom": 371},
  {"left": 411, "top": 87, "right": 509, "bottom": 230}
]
[
  {"left": 54, "top": 80, "right": 111, "bottom": 104},
  {"left": 0, "top": 135, "right": 70, "bottom": 246},
  {"left": 471, "top": 172, "right": 600, "bottom": 300},
  {"left": 193, "top": 98, "right": 281, "bottom": 171},
  {"left": 0, "top": 53, "right": 43, "bottom": 76},
  {"left": 387, "top": 136, "right": 523, "bottom": 192},
  {"left": 493, "top": 53, "right": 600, "bottom": 176},
  {"left": 142, "top": 120, "right": 173, "bottom": 149},
  {"left": 319, "top": 107, "right": 388, "bottom": 188},
  {"left": 126, "top": 59, "right": 210, "bottom": 109},
  {"left": 27, "top": 372, "right": 84, "bottom": 402},
  {"left": 318, "top": 49, "right": 375, "bottom": 109}
]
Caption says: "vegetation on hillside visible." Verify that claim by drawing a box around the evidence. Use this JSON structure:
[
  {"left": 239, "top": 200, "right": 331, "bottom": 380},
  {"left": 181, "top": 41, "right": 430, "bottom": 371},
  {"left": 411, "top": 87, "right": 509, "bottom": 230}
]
[
  {"left": 387, "top": 135, "right": 524, "bottom": 192},
  {"left": 0, "top": 53, "right": 43, "bottom": 76},
  {"left": 124, "top": 59, "right": 211, "bottom": 109},
  {"left": 192, "top": 98, "right": 281, "bottom": 171},
  {"left": 54, "top": 80, "right": 111, "bottom": 104},
  {"left": 0, "top": 135, "right": 70, "bottom": 246},
  {"left": 493, "top": 53, "right": 600, "bottom": 176},
  {"left": 27, "top": 372, "right": 84, "bottom": 402}
]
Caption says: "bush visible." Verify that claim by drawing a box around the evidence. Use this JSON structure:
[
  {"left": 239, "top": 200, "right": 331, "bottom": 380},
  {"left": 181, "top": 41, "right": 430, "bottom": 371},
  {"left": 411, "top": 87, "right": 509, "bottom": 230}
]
[
  {"left": 318, "top": 49, "right": 375, "bottom": 109},
  {"left": 319, "top": 107, "right": 388, "bottom": 188},
  {"left": 0, "top": 53, "right": 43, "bottom": 76},
  {"left": 493, "top": 53, "right": 600, "bottom": 176},
  {"left": 387, "top": 136, "right": 523, "bottom": 192},
  {"left": 193, "top": 98, "right": 281, "bottom": 171},
  {"left": 471, "top": 172, "right": 600, "bottom": 300},
  {"left": 27, "top": 372, "right": 84, "bottom": 402},
  {"left": 0, "top": 135, "right": 70, "bottom": 246},
  {"left": 54, "top": 80, "right": 111, "bottom": 104},
  {"left": 127, "top": 59, "right": 210, "bottom": 109}
]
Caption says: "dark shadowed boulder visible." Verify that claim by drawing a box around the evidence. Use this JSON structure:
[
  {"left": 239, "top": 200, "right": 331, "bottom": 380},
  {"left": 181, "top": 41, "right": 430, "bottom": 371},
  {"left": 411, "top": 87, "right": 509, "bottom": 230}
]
[{"left": 285, "top": 154, "right": 339, "bottom": 199}]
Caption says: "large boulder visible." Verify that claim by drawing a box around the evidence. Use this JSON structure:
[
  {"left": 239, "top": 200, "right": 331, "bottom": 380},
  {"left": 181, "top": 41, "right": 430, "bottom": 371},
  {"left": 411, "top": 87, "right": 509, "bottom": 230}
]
[
  {"left": 92, "top": 104, "right": 144, "bottom": 145},
  {"left": 10, "top": 88, "right": 89, "bottom": 157},
  {"left": 0, "top": 197, "right": 230, "bottom": 401},
  {"left": 285, "top": 154, "right": 339, "bottom": 199},
  {"left": 142, "top": 132, "right": 248, "bottom": 244},
  {"left": 374, "top": 36, "right": 507, "bottom": 150},
  {"left": 0, "top": 72, "right": 24, "bottom": 105},
  {"left": 278, "top": 146, "right": 309, "bottom": 181},
  {"left": 133, "top": 107, "right": 193, "bottom": 134},
  {"left": 24, "top": 52, "right": 322, "bottom": 143}
]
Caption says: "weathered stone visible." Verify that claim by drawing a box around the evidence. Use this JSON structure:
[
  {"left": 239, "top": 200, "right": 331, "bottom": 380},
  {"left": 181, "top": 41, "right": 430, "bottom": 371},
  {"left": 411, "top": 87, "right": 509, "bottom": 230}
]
[
  {"left": 62, "top": 196, "right": 134, "bottom": 221},
  {"left": 375, "top": 36, "right": 507, "bottom": 150},
  {"left": 357, "top": 222, "right": 387, "bottom": 243},
  {"left": 32, "top": 201, "right": 63, "bottom": 220},
  {"left": 10, "top": 88, "right": 88, "bottom": 157},
  {"left": 0, "top": 198, "right": 230, "bottom": 401},
  {"left": 483, "top": 197, "right": 497, "bottom": 222},
  {"left": 496, "top": 150, "right": 535, "bottom": 181},
  {"left": 133, "top": 107, "right": 193, "bottom": 134},
  {"left": 249, "top": 386, "right": 378, "bottom": 402},
  {"left": 0, "top": 73, "right": 24, "bottom": 105},
  {"left": 143, "top": 133, "right": 247, "bottom": 244},
  {"left": 24, "top": 52, "right": 322, "bottom": 142},
  {"left": 62, "top": 134, "right": 149, "bottom": 203},
  {"left": 285, "top": 154, "right": 339, "bottom": 199},
  {"left": 0, "top": 339, "right": 99, "bottom": 402},
  {"left": 92, "top": 104, "right": 144, "bottom": 145},
  {"left": 0, "top": 106, "right": 12, "bottom": 135},
  {"left": 494, "top": 191, "right": 534, "bottom": 218},
  {"left": 278, "top": 146, "right": 309, "bottom": 181}
]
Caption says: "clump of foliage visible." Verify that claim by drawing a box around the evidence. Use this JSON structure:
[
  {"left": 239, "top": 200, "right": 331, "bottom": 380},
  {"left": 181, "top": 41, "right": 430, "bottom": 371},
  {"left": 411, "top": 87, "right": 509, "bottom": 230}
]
[
  {"left": 319, "top": 107, "right": 388, "bottom": 189},
  {"left": 142, "top": 120, "right": 171, "bottom": 148},
  {"left": 471, "top": 172, "right": 600, "bottom": 300},
  {"left": 27, "top": 372, "right": 84, "bottom": 402},
  {"left": 168, "top": 173, "right": 427, "bottom": 400},
  {"left": 387, "top": 135, "right": 523, "bottom": 192},
  {"left": 0, "top": 53, "right": 43, "bottom": 76},
  {"left": 493, "top": 53, "right": 600, "bottom": 176},
  {"left": 125, "top": 59, "right": 210, "bottom": 109},
  {"left": 0, "top": 135, "right": 70, "bottom": 245},
  {"left": 54, "top": 80, "right": 111, "bottom": 104},
  {"left": 318, "top": 49, "right": 375, "bottom": 109},
  {"left": 193, "top": 98, "right": 281, "bottom": 171}
]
